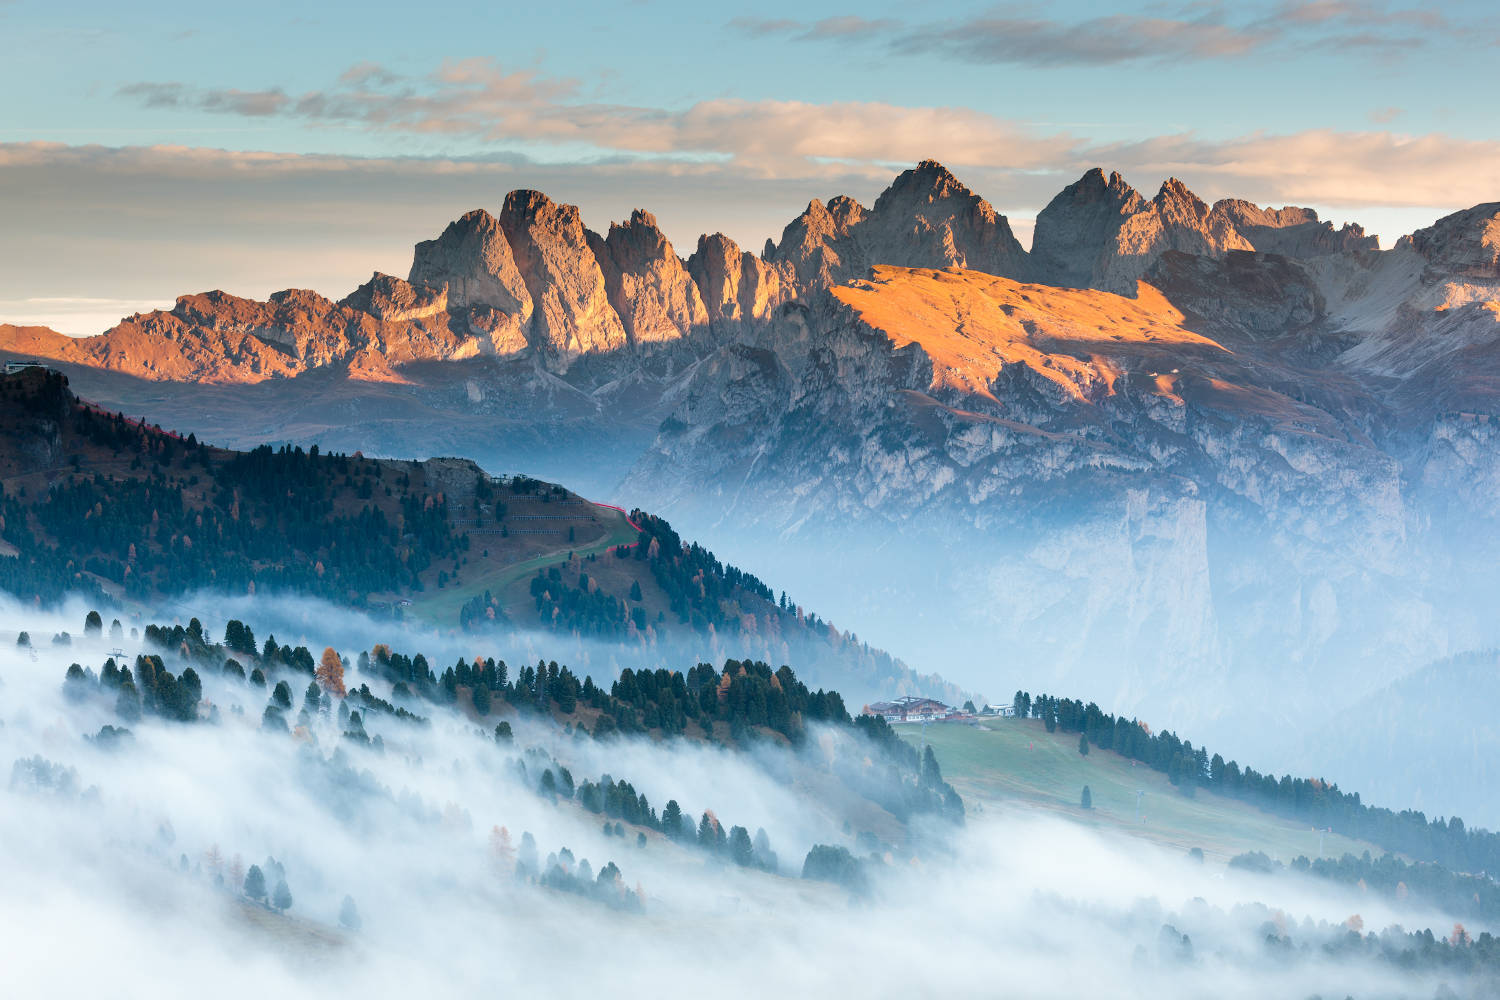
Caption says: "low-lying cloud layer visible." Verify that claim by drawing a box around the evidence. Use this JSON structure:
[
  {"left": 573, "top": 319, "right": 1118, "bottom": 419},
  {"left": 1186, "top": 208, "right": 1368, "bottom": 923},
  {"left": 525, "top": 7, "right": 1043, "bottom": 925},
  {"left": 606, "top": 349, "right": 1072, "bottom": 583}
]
[{"left": 0, "top": 593, "right": 1488, "bottom": 998}]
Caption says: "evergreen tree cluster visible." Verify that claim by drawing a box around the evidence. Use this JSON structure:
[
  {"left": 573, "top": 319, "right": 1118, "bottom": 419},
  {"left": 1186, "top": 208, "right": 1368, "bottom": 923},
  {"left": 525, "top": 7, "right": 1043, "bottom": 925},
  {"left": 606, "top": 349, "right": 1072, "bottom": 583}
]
[
  {"left": 1280, "top": 850, "right": 1500, "bottom": 922},
  {"left": 0, "top": 380, "right": 459, "bottom": 607}
]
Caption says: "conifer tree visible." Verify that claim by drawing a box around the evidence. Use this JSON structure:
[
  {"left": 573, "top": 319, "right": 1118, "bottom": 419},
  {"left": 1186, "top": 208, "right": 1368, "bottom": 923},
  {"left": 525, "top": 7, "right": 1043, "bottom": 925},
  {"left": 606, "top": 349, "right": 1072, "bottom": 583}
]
[
  {"left": 244, "top": 864, "right": 266, "bottom": 901},
  {"left": 272, "top": 878, "right": 293, "bottom": 912}
]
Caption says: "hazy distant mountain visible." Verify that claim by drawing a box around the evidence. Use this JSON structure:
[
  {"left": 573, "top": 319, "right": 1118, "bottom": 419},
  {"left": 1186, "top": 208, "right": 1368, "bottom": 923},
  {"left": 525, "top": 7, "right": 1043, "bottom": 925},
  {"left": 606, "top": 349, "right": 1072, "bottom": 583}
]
[
  {"left": 4, "top": 162, "right": 1499, "bottom": 752},
  {"left": 1300, "top": 649, "right": 1500, "bottom": 830}
]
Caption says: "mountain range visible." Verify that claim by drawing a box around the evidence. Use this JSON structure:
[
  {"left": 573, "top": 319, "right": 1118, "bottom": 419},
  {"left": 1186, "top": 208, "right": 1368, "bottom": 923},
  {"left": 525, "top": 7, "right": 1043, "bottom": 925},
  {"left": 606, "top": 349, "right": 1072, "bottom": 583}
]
[{"left": 5, "top": 160, "right": 1499, "bottom": 762}]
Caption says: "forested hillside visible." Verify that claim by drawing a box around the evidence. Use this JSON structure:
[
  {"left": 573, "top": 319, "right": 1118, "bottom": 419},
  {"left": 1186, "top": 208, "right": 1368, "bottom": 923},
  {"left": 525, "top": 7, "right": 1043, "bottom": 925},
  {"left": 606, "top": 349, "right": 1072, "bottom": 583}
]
[{"left": 0, "top": 368, "right": 958, "bottom": 703}]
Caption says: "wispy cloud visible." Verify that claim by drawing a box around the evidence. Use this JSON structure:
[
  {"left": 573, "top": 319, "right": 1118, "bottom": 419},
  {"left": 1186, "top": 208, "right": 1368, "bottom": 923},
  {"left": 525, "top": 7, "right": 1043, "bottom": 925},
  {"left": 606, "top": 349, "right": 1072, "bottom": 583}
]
[
  {"left": 727, "top": 1, "right": 1478, "bottom": 67},
  {"left": 114, "top": 60, "right": 1072, "bottom": 175},
  {"left": 106, "top": 57, "right": 1500, "bottom": 216}
]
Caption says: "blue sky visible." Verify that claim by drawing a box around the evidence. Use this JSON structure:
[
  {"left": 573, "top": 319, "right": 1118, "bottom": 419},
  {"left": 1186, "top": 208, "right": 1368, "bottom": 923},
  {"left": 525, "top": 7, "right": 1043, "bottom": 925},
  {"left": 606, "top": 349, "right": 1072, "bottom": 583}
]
[{"left": 3, "top": 0, "right": 1499, "bottom": 332}]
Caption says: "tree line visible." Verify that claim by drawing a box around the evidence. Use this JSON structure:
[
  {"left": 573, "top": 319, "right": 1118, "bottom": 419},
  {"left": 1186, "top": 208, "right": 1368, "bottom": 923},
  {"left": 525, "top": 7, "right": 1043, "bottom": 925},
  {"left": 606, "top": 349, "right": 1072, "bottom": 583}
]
[{"left": 1013, "top": 689, "right": 1500, "bottom": 876}]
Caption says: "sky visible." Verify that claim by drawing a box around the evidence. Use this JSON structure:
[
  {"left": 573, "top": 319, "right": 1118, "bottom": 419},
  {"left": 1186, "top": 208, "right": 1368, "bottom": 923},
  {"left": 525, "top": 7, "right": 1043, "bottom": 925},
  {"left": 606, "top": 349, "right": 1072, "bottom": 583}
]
[{"left": 3, "top": 0, "right": 1499, "bottom": 334}]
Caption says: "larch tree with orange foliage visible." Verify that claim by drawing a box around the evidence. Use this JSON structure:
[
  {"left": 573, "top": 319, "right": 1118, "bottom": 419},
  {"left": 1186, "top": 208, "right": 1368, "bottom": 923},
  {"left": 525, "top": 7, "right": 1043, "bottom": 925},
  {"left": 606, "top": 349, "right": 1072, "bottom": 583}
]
[
  {"left": 489, "top": 825, "right": 515, "bottom": 877},
  {"left": 316, "top": 646, "right": 346, "bottom": 699}
]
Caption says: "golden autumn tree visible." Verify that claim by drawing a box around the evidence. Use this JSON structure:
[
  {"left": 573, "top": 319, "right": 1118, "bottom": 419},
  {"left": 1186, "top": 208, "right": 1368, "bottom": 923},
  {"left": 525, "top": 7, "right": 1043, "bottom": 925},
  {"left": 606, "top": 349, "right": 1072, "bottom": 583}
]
[
  {"left": 228, "top": 854, "right": 245, "bottom": 889},
  {"left": 489, "top": 825, "right": 515, "bottom": 877},
  {"left": 316, "top": 646, "right": 347, "bottom": 699}
]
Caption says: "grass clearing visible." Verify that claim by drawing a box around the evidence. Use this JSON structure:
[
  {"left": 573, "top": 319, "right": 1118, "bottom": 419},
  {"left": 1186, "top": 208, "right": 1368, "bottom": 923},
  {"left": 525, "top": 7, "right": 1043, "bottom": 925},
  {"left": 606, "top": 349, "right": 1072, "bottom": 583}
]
[{"left": 903, "top": 717, "right": 1384, "bottom": 864}]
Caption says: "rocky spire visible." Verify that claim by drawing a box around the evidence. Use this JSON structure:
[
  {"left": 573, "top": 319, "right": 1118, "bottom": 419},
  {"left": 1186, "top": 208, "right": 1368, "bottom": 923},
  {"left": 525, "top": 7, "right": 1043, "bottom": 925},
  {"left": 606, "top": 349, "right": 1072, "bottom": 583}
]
[
  {"left": 769, "top": 197, "right": 867, "bottom": 289},
  {"left": 863, "top": 159, "right": 1028, "bottom": 277},
  {"left": 687, "top": 233, "right": 792, "bottom": 325},
  {"left": 594, "top": 209, "right": 708, "bottom": 349},
  {"left": 498, "top": 190, "right": 628, "bottom": 369},
  {"left": 408, "top": 209, "right": 532, "bottom": 318},
  {"left": 1030, "top": 168, "right": 1144, "bottom": 288},
  {"left": 767, "top": 159, "right": 1027, "bottom": 288}
]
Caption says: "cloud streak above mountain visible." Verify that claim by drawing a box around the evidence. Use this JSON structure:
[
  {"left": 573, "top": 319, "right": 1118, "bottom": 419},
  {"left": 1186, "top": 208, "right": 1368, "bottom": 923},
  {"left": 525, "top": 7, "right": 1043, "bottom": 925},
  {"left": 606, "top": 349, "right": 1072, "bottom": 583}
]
[
  {"left": 102, "top": 57, "right": 1500, "bottom": 211},
  {"left": 729, "top": 1, "right": 1477, "bottom": 67},
  {"left": 114, "top": 61, "right": 1069, "bottom": 175}
]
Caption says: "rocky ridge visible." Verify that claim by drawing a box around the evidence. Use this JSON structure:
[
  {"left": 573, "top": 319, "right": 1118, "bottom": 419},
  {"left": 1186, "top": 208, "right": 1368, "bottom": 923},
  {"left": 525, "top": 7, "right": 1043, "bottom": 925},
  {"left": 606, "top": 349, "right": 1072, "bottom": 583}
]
[
  {"left": 2, "top": 161, "right": 1412, "bottom": 386},
  {"left": 5, "top": 162, "right": 1500, "bottom": 744}
]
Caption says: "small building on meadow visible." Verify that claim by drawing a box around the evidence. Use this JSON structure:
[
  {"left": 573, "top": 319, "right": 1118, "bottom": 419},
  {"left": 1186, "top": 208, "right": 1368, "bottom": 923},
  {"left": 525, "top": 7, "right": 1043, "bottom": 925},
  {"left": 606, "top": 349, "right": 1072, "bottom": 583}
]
[
  {"left": 5, "top": 359, "right": 50, "bottom": 375},
  {"left": 864, "top": 696, "right": 955, "bottom": 723}
]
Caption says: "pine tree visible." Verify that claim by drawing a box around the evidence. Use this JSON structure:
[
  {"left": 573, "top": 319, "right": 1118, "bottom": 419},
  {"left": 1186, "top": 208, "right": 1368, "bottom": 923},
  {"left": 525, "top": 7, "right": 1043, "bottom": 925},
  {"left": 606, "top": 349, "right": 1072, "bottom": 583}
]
[
  {"left": 244, "top": 864, "right": 266, "bottom": 901},
  {"left": 1078, "top": 733, "right": 1090, "bottom": 757},
  {"left": 697, "top": 811, "right": 719, "bottom": 850},
  {"left": 272, "top": 878, "right": 293, "bottom": 912},
  {"left": 662, "top": 799, "right": 683, "bottom": 839},
  {"left": 729, "top": 825, "right": 754, "bottom": 867},
  {"left": 338, "top": 895, "right": 361, "bottom": 931},
  {"left": 1081, "top": 785, "right": 1093, "bottom": 810}
]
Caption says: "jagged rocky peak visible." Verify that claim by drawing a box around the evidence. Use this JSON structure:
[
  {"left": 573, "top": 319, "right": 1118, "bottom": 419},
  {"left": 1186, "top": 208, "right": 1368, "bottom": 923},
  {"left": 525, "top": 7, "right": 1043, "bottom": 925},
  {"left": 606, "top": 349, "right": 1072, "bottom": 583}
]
[
  {"left": 1213, "top": 199, "right": 1381, "bottom": 259},
  {"left": 768, "top": 159, "right": 1027, "bottom": 288},
  {"left": 498, "top": 189, "right": 627, "bottom": 367},
  {"left": 1150, "top": 177, "right": 1221, "bottom": 229},
  {"left": 1031, "top": 167, "right": 1146, "bottom": 288},
  {"left": 864, "top": 158, "right": 1027, "bottom": 277},
  {"left": 687, "top": 232, "right": 792, "bottom": 325},
  {"left": 1399, "top": 202, "right": 1500, "bottom": 279},
  {"left": 771, "top": 196, "right": 869, "bottom": 288},
  {"left": 595, "top": 209, "right": 708, "bottom": 347},
  {"left": 1042, "top": 172, "right": 1252, "bottom": 295},
  {"left": 408, "top": 208, "right": 532, "bottom": 317},
  {"left": 341, "top": 272, "right": 448, "bottom": 323},
  {"left": 688, "top": 233, "right": 749, "bottom": 322}
]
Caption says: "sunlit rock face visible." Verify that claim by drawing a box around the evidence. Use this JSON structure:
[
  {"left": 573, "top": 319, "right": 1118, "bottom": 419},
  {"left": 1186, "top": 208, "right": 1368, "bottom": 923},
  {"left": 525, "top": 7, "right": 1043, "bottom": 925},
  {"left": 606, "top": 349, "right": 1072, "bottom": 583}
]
[
  {"left": 4, "top": 161, "right": 1500, "bottom": 739},
  {"left": 593, "top": 210, "right": 708, "bottom": 351},
  {"left": 767, "top": 160, "right": 1028, "bottom": 290},
  {"left": 623, "top": 241, "right": 1500, "bottom": 733}
]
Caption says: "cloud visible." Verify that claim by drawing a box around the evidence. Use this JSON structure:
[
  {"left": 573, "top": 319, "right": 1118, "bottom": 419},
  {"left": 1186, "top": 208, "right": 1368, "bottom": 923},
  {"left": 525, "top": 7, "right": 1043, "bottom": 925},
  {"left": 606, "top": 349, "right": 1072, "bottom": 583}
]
[
  {"left": 114, "top": 61, "right": 1072, "bottom": 176},
  {"left": 1091, "top": 128, "right": 1500, "bottom": 210},
  {"left": 731, "top": 15, "right": 898, "bottom": 43},
  {"left": 728, "top": 1, "right": 1478, "bottom": 67},
  {"left": 894, "top": 11, "right": 1271, "bottom": 67},
  {"left": 0, "top": 590, "right": 1480, "bottom": 999},
  {"left": 103, "top": 56, "right": 1500, "bottom": 216}
]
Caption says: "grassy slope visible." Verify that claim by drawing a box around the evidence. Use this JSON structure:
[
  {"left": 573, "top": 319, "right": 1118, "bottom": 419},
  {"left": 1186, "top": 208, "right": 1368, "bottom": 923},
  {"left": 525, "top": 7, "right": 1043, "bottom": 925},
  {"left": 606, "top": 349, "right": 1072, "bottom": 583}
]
[
  {"left": 406, "top": 502, "right": 639, "bottom": 626},
  {"left": 903, "top": 717, "right": 1385, "bottom": 864}
]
